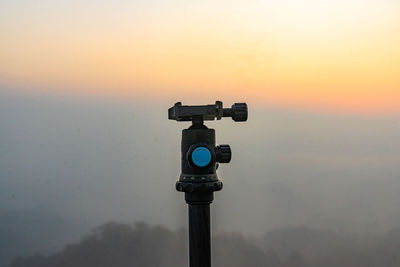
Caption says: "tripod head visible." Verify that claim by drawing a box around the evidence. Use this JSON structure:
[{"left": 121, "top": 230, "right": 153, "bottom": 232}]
[
  {"left": 168, "top": 101, "right": 247, "bottom": 124},
  {"left": 169, "top": 101, "right": 248, "bottom": 204}
]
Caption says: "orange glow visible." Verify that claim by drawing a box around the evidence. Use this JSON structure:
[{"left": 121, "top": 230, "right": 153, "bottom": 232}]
[{"left": 1, "top": 0, "right": 399, "bottom": 114}]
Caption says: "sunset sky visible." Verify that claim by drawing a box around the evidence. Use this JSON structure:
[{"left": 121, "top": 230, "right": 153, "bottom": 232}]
[
  {"left": 1, "top": 0, "right": 399, "bottom": 114},
  {"left": 2, "top": 3, "right": 400, "bottom": 262}
]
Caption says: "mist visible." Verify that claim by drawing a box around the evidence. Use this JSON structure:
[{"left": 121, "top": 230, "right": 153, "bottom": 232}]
[{"left": 1, "top": 88, "right": 399, "bottom": 266}]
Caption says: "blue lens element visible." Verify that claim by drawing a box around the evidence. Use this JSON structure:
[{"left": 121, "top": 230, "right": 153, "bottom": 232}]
[{"left": 191, "top": 147, "right": 212, "bottom": 167}]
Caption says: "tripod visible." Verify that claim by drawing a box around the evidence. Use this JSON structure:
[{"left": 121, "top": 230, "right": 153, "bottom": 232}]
[{"left": 169, "top": 101, "right": 248, "bottom": 267}]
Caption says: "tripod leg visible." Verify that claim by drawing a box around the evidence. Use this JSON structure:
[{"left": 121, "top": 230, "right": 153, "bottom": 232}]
[{"left": 188, "top": 204, "right": 211, "bottom": 267}]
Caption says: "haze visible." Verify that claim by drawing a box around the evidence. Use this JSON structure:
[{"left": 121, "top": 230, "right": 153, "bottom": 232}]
[
  {"left": 1, "top": 0, "right": 400, "bottom": 266},
  {"left": 1, "top": 88, "right": 399, "bottom": 265}
]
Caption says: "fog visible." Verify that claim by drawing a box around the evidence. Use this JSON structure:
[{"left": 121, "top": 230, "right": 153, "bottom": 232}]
[{"left": 1, "top": 89, "right": 399, "bottom": 266}]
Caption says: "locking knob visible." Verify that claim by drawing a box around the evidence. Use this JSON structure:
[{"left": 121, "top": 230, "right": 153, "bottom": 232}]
[
  {"left": 216, "top": 145, "right": 231, "bottom": 163},
  {"left": 223, "top": 103, "right": 248, "bottom": 122},
  {"left": 231, "top": 103, "right": 248, "bottom": 121}
]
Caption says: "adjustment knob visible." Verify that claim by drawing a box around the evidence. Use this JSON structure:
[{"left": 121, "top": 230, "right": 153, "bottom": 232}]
[
  {"left": 231, "top": 103, "right": 248, "bottom": 122},
  {"left": 216, "top": 145, "right": 231, "bottom": 163},
  {"left": 190, "top": 146, "right": 212, "bottom": 167}
]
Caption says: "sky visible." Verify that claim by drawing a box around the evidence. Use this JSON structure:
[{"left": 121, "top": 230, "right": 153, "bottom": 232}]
[
  {"left": 1, "top": 0, "right": 399, "bottom": 114},
  {"left": 1, "top": 1, "right": 400, "bottom": 264}
]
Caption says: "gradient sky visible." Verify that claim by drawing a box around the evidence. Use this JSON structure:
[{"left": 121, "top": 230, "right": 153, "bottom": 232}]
[
  {"left": 1, "top": 0, "right": 399, "bottom": 114},
  {"left": 1, "top": 3, "right": 400, "bottom": 263}
]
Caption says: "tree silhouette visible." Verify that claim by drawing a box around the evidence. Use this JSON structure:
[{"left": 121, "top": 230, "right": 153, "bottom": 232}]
[{"left": 12, "top": 222, "right": 400, "bottom": 267}]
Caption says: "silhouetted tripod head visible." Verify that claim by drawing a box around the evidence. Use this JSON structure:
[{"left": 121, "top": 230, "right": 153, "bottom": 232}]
[
  {"left": 168, "top": 101, "right": 247, "bottom": 125},
  {"left": 169, "top": 101, "right": 248, "bottom": 204}
]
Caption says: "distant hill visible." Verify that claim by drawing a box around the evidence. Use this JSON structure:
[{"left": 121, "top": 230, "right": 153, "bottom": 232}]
[
  {"left": 0, "top": 210, "right": 80, "bottom": 267},
  {"left": 10, "top": 222, "right": 281, "bottom": 267},
  {"left": 9, "top": 222, "right": 400, "bottom": 267}
]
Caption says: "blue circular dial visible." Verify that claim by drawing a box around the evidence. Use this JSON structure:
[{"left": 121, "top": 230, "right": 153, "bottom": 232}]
[{"left": 191, "top": 147, "right": 212, "bottom": 167}]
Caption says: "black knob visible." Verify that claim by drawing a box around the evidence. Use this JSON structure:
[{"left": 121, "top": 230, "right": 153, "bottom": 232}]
[
  {"left": 216, "top": 145, "right": 231, "bottom": 163},
  {"left": 231, "top": 103, "right": 248, "bottom": 121}
]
